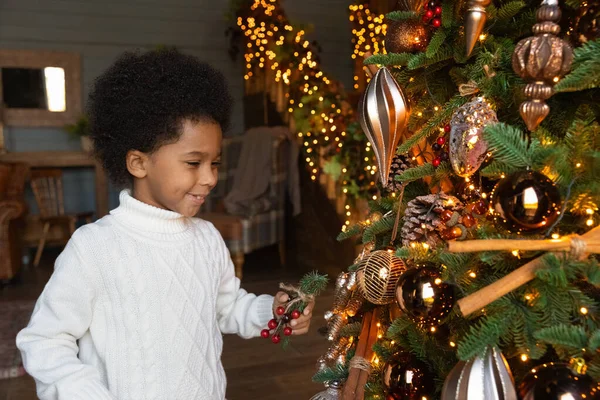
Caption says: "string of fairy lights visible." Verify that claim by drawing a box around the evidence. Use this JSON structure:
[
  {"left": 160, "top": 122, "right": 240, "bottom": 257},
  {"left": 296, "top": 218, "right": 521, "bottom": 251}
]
[
  {"left": 236, "top": 0, "right": 429, "bottom": 227},
  {"left": 237, "top": 0, "right": 345, "bottom": 185}
]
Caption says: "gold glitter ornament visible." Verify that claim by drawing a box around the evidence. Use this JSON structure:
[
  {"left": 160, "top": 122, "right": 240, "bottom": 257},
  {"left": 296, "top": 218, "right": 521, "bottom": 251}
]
[{"left": 356, "top": 249, "right": 407, "bottom": 305}]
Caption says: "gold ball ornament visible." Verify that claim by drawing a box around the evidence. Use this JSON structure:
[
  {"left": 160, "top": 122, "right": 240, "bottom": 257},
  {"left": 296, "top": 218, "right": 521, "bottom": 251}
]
[
  {"left": 512, "top": 0, "right": 573, "bottom": 131},
  {"left": 356, "top": 249, "right": 407, "bottom": 305},
  {"left": 385, "top": 19, "right": 428, "bottom": 54}
]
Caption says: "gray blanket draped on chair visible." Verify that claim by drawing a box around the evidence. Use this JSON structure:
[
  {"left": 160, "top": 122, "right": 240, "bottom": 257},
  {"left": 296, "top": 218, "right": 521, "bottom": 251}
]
[{"left": 224, "top": 126, "right": 301, "bottom": 217}]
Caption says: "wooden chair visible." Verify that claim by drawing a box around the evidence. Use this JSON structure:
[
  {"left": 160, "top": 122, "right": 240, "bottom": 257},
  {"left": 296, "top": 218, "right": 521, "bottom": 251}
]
[{"left": 30, "top": 169, "right": 93, "bottom": 267}]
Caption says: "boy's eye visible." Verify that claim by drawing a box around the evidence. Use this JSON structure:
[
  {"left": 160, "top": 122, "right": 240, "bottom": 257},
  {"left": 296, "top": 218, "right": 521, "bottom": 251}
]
[
  {"left": 186, "top": 162, "right": 200, "bottom": 166},
  {"left": 212, "top": 161, "right": 222, "bottom": 167}
]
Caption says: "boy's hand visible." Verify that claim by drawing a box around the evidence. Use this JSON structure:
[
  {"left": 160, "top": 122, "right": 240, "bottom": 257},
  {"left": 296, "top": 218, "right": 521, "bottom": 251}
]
[{"left": 272, "top": 292, "right": 315, "bottom": 335}]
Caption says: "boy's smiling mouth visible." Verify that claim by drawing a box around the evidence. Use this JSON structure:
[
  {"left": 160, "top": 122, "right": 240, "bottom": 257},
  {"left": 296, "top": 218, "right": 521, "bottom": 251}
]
[{"left": 187, "top": 193, "right": 206, "bottom": 205}]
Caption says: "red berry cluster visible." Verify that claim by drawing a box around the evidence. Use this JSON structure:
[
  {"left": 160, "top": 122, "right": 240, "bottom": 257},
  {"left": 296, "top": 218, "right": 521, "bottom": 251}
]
[
  {"left": 431, "top": 124, "right": 450, "bottom": 167},
  {"left": 261, "top": 306, "right": 301, "bottom": 344},
  {"left": 422, "top": 0, "right": 442, "bottom": 29}
]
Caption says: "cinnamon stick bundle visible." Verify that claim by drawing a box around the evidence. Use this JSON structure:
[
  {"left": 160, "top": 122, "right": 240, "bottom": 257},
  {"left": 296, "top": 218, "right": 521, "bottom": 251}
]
[
  {"left": 342, "top": 311, "right": 379, "bottom": 400},
  {"left": 355, "top": 312, "right": 380, "bottom": 399},
  {"left": 450, "top": 226, "right": 600, "bottom": 316}
]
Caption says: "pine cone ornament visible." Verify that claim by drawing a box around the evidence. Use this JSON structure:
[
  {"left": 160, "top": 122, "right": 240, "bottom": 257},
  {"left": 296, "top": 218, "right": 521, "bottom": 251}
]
[
  {"left": 401, "top": 193, "right": 464, "bottom": 247},
  {"left": 387, "top": 154, "right": 414, "bottom": 192}
]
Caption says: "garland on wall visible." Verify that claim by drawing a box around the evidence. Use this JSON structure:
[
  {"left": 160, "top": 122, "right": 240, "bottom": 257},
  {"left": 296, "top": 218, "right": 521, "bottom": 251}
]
[{"left": 227, "top": 0, "right": 393, "bottom": 221}]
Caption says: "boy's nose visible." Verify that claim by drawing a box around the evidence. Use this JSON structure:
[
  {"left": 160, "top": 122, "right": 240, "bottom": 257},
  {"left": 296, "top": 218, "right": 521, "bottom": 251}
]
[{"left": 198, "top": 169, "right": 217, "bottom": 189}]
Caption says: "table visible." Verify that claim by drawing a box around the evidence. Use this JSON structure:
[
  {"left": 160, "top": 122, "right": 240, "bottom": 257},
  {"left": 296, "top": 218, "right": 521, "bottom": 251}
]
[{"left": 0, "top": 151, "right": 109, "bottom": 217}]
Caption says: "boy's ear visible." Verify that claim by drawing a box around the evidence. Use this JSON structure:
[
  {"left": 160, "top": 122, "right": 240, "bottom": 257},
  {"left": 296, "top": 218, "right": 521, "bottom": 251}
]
[{"left": 126, "top": 150, "right": 149, "bottom": 179}]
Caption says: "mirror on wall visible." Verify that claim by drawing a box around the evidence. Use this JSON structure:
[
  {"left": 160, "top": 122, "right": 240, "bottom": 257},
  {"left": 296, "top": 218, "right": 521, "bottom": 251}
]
[
  {"left": 2, "top": 67, "right": 66, "bottom": 112},
  {"left": 0, "top": 49, "right": 81, "bottom": 128}
]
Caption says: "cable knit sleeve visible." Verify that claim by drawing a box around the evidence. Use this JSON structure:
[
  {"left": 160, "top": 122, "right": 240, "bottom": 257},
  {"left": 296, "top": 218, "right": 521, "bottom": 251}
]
[
  {"left": 16, "top": 236, "right": 115, "bottom": 400},
  {"left": 209, "top": 224, "right": 274, "bottom": 339}
]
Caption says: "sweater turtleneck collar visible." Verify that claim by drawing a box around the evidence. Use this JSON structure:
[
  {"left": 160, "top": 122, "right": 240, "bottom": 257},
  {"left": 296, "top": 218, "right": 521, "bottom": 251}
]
[{"left": 110, "top": 190, "right": 194, "bottom": 241}]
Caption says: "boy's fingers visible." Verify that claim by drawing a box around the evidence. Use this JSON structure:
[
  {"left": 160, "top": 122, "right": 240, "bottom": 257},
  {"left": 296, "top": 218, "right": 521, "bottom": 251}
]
[
  {"left": 278, "top": 293, "right": 289, "bottom": 303},
  {"left": 292, "top": 324, "right": 310, "bottom": 335},
  {"left": 304, "top": 301, "right": 314, "bottom": 315}
]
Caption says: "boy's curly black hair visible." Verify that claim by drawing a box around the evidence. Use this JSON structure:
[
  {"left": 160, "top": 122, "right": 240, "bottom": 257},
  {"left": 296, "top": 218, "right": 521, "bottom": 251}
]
[{"left": 87, "top": 49, "right": 233, "bottom": 186}]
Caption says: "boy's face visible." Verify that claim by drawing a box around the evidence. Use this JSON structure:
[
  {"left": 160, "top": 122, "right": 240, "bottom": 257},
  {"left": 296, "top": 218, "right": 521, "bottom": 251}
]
[{"left": 130, "top": 119, "right": 222, "bottom": 217}]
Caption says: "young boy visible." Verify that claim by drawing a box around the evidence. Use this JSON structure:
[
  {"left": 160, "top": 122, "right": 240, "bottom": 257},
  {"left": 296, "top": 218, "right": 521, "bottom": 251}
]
[{"left": 17, "top": 49, "right": 313, "bottom": 400}]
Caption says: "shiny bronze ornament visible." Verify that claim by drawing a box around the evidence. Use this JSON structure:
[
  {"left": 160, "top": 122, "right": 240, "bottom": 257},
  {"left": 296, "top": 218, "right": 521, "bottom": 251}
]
[
  {"left": 518, "top": 362, "right": 600, "bottom": 400},
  {"left": 358, "top": 67, "right": 410, "bottom": 185},
  {"left": 383, "top": 351, "right": 436, "bottom": 399},
  {"left": 512, "top": 0, "right": 573, "bottom": 131},
  {"left": 465, "top": 0, "right": 492, "bottom": 56},
  {"left": 490, "top": 170, "right": 562, "bottom": 234}
]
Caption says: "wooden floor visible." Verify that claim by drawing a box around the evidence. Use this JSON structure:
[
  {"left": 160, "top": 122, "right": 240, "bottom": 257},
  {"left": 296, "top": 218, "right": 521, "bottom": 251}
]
[{"left": 0, "top": 243, "right": 339, "bottom": 400}]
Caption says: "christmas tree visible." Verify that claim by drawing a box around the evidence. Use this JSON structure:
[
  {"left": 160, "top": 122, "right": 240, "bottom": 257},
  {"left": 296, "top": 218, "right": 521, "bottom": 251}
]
[{"left": 312, "top": 0, "right": 600, "bottom": 399}]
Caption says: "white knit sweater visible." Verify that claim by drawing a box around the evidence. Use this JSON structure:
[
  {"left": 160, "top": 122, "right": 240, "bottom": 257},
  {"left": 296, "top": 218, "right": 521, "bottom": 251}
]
[{"left": 16, "top": 190, "right": 274, "bottom": 400}]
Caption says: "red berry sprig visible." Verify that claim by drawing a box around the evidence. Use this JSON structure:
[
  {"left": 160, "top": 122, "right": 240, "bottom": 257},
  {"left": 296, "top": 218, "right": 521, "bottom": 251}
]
[
  {"left": 431, "top": 124, "right": 450, "bottom": 168},
  {"left": 422, "top": 0, "right": 443, "bottom": 29},
  {"left": 262, "top": 297, "right": 306, "bottom": 344}
]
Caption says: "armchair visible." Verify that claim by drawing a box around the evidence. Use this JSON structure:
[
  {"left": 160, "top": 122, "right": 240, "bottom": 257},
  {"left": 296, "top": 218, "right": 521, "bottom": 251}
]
[{"left": 197, "top": 131, "right": 290, "bottom": 279}]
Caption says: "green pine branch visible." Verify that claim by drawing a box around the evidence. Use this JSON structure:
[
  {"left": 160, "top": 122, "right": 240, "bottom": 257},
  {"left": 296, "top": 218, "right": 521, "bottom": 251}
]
[
  {"left": 483, "top": 122, "right": 533, "bottom": 168},
  {"left": 533, "top": 280, "right": 572, "bottom": 327},
  {"left": 298, "top": 271, "right": 329, "bottom": 296},
  {"left": 480, "top": 161, "right": 520, "bottom": 178},
  {"left": 337, "top": 224, "right": 361, "bottom": 241},
  {"left": 385, "top": 10, "right": 418, "bottom": 21},
  {"left": 555, "top": 39, "right": 600, "bottom": 92},
  {"left": 312, "top": 363, "right": 349, "bottom": 383},
  {"left": 534, "top": 325, "right": 589, "bottom": 350},
  {"left": 364, "top": 53, "right": 412, "bottom": 67},
  {"left": 572, "top": 259, "right": 600, "bottom": 286},
  {"left": 395, "top": 163, "right": 435, "bottom": 183},
  {"left": 495, "top": 1, "right": 526, "bottom": 21},
  {"left": 362, "top": 216, "right": 395, "bottom": 244},
  {"left": 535, "top": 253, "right": 568, "bottom": 288},
  {"left": 589, "top": 330, "right": 600, "bottom": 351},
  {"left": 386, "top": 316, "right": 414, "bottom": 340},
  {"left": 408, "top": 46, "right": 453, "bottom": 70},
  {"left": 458, "top": 313, "right": 511, "bottom": 360},
  {"left": 430, "top": 161, "right": 453, "bottom": 186},
  {"left": 340, "top": 322, "right": 362, "bottom": 338},
  {"left": 441, "top": 1, "right": 454, "bottom": 28},
  {"left": 397, "top": 96, "right": 468, "bottom": 155},
  {"left": 372, "top": 341, "right": 395, "bottom": 362},
  {"left": 426, "top": 30, "right": 448, "bottom": 58}
]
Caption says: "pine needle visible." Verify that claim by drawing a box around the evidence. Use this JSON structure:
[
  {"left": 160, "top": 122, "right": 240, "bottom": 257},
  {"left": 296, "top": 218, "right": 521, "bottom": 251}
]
[
  {"left": 534, "top": 325, "right": 589, "bottom": 350},
  {"left": 483, "top": 123, "right": 532, "bottom": 167}
]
